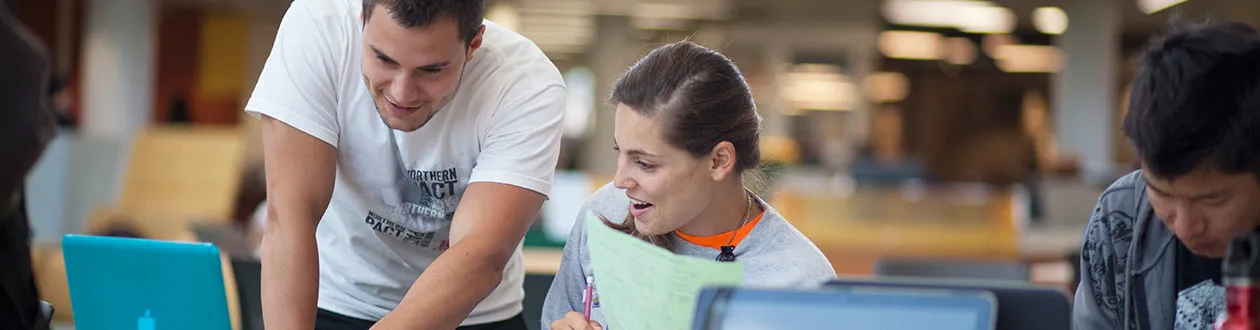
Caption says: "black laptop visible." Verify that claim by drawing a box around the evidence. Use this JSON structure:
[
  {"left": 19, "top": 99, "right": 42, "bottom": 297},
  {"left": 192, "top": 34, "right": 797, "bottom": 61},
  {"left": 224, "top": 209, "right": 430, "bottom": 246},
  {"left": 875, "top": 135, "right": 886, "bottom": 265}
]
[{"left": 823, "top": 276, "right": 1070, "bottom": 330}]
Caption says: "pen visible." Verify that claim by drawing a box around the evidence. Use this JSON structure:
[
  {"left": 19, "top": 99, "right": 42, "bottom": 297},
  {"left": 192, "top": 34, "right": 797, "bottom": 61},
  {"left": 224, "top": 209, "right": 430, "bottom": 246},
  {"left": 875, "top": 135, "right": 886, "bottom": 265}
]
[{"left": 583, "top": 275, "right": 594, "bottom": 322}]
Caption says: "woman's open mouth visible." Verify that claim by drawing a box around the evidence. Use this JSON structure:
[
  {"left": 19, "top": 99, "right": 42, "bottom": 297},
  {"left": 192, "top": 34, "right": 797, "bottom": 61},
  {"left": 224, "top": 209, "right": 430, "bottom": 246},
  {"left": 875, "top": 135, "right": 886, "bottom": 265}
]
[{"left": 629, "top": 197, "right": 653, "bottom": 218}]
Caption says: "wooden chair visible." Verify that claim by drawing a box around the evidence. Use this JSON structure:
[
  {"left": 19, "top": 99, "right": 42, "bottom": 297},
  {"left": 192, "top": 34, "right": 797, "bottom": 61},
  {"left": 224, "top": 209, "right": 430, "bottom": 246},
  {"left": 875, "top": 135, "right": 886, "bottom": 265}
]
[
  {"left": 90, "top": 125, "right": 246, "bottom": 237},
  {"left": 37, "top": 125, "right": 248, "bottom": 329}
]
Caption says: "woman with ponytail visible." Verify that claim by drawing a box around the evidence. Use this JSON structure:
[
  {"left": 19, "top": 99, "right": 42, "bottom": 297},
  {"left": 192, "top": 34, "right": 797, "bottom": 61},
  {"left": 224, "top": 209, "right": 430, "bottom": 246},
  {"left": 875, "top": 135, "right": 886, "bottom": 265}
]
[{"left": 541, "top": 41, "right": 834, "bottom": 330}]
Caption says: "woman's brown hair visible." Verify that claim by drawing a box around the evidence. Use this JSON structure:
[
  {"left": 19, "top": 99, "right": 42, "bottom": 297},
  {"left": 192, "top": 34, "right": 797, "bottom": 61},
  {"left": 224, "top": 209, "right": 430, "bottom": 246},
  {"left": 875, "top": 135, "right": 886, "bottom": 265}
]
[{"left": 601, "top": 41, "right": 762, "bottom": 250}]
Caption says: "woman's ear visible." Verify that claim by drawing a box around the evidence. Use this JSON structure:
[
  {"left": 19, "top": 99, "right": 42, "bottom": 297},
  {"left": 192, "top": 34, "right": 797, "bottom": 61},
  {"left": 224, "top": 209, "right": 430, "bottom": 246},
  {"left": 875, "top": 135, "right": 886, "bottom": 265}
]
[{"left": 709, "top": 141, "right": 737, "bottom": 181}]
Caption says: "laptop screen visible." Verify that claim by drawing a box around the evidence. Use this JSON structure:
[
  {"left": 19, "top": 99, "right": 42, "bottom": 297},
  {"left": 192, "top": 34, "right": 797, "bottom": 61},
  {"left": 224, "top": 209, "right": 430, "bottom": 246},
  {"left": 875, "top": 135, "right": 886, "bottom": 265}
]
[{"left": 714, "top": 287, "right": 996, "bottom": 330}]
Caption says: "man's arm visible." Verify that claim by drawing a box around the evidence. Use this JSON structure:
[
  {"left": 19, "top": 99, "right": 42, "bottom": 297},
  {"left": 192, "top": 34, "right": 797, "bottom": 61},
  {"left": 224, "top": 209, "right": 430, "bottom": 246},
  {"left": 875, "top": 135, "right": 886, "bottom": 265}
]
[
  {"left": 259, "top": 115, "right": 337, "bottom": 330},
  {"left": 373, "top": 182, "right": 543, "bottom": 329}
]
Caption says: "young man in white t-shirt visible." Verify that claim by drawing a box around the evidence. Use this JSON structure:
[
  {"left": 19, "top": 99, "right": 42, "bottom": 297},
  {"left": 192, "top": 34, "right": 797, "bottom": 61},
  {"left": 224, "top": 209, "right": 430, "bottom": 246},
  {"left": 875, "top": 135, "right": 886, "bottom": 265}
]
[{"left": 245, "top": 0, "right": 566, "bottom": 328}]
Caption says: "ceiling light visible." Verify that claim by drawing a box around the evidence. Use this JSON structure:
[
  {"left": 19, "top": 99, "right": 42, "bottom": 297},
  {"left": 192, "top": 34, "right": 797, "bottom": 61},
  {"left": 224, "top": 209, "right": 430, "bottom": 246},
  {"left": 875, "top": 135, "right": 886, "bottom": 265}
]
[
  {"left": 994, "top": 45, "right": 1062, "bottom": 73},
  {"left": 878, "top": 30, "right": 943, "bottom": 60},
  {"left": 882, "top": 0, "right": 961, "bottom": 28},
  {"left": 1138, "top": 0, "right": 1188, "bottom": 14},
  {"left": 956, "top": 5, "right": 1016, "bottom": 34},
  {"left": 781, "top": 64, "right": 859, "bottom": 111},
  {"left": 882, "top": 0, "right": 1017, "bottom": 34},
  {"left": 1033, "top": 7, "right": 1068, "bottom": 35}
]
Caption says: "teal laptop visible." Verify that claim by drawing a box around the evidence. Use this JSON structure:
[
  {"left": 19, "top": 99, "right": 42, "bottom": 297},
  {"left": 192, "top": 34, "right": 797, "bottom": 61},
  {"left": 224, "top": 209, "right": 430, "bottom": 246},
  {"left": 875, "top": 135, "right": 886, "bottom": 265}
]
[{"left": 62, "top": 234, "right": 232, "bottom": 330}]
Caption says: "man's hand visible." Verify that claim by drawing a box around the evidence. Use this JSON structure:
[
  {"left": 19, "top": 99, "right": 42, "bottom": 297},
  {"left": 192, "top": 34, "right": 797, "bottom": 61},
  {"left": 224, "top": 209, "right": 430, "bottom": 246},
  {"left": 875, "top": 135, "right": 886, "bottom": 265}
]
[
  {"left": 258, "top": 115, "right": 337, "bottom": 330},
  {"left": 550, "top": 311, "right": 602, "bottom": 330},
  {"left": 372, "top": 182, "right": 544, "bottom": 329}
]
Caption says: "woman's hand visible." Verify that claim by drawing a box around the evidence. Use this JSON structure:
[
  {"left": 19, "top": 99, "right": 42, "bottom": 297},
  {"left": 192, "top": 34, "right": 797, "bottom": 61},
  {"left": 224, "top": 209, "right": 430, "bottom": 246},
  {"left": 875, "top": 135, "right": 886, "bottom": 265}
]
[{"left": 549, "top": 311, "right": 603, "bottom": 330}]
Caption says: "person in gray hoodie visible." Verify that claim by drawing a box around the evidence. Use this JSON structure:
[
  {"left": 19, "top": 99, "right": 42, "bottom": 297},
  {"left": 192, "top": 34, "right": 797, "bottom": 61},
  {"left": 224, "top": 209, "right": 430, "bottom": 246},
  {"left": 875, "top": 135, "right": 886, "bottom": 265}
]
[
  {"left": 541, "top": 41, "right": 835, "bottom": 330},
  {"left": 1074, "top": 21, "right": 1260, "bottom": 330}
]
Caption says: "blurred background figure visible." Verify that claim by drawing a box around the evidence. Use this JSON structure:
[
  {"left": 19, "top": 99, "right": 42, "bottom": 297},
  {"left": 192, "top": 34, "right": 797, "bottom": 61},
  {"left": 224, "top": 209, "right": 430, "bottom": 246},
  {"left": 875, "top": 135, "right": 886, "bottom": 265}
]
[
  {"left": 47, "top": 74, "right": 75, "bottom": 127},
  {"left": 9, "top": 0, "right": 1260, "bottom": 329},
  {"left": 0, "top": 2, "right": 56, "bottom": 330}
]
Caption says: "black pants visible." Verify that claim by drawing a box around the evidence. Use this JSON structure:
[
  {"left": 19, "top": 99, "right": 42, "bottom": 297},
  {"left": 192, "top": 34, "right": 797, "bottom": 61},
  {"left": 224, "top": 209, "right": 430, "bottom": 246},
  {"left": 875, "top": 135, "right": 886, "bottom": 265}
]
[
  {"left": 0, "top": 195, "right": 44, "bottom": 330},
  {"left": 316, "top": 308, "right": 529, "bottom": 330}
]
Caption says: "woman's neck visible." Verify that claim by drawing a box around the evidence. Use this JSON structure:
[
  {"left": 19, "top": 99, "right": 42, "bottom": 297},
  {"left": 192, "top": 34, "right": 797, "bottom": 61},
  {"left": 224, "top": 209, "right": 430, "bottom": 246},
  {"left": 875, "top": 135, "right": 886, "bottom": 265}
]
[{"left": 677, "top": 180, "right": 762, "bottom": 237}]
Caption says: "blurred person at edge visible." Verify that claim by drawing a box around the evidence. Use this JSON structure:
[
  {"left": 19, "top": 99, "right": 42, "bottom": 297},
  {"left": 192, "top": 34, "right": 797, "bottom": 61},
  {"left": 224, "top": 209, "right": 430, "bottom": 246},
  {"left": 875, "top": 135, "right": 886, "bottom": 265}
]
[
  {"left": 0, "top": 4, "right": 58, "bottom": 330},
  {"left": 1074, "top": 21, "right": 1260, "bottom": 330}
]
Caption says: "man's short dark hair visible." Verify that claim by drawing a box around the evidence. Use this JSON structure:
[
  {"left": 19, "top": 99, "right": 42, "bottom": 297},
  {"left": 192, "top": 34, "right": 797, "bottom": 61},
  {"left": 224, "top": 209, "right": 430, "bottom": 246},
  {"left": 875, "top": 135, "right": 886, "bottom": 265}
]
[
  {"left": 1124, "top": 21, "right": 1260, "bottom": 179},
  {"left": 362, "top": 0, "right": 485, "bottom": 45}
]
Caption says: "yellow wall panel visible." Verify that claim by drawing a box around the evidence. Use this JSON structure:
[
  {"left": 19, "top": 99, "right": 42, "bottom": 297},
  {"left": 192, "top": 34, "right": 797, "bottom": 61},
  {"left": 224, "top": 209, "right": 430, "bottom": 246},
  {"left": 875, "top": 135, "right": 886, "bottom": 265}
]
[{"left": 196, "top": 13, "right": 248, "bottom": 98}]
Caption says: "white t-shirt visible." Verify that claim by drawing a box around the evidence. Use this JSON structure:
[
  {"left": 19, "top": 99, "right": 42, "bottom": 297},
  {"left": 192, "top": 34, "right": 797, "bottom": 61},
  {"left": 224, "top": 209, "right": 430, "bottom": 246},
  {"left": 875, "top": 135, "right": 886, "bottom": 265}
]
[{"left": 244, "top": 0, "right": 566, "bottom": 325}]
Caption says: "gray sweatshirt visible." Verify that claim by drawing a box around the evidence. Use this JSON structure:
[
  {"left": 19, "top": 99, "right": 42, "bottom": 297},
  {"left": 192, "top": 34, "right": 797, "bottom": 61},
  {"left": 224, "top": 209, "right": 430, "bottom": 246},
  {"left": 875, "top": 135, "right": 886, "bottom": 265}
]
[
  {"left": 1074, "top": 170, "right": 1224, "bottom": 330},
  {"left": 541, "top": 183, "right": 836, "bottom": 329}
]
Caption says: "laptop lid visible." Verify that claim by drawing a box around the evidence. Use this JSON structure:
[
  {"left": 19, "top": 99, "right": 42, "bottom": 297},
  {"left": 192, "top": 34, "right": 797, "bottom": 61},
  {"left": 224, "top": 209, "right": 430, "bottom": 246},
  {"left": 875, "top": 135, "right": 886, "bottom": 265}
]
[
  {"left": 62, "top": 234, "right": 231, "bottom": 330},
  {"left": 694, "top": 285, "right": 997, "bottom": 330},
  {"left": 825, "top": 276, "right": 1070, "bottom": 330}
]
